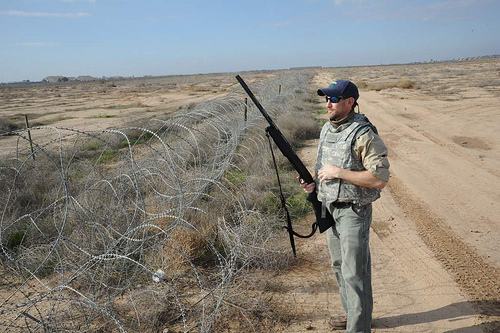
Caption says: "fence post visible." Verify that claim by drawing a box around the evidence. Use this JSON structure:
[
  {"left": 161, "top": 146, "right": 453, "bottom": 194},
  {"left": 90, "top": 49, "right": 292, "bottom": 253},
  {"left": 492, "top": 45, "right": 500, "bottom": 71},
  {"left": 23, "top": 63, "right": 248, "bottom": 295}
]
[
  {"left": 279, "top": 84, "right": 282, "bottom": 95},
  {"left": 244, "top": 97, "right": 248, "bottom": 122},
  {"left": 24, "top": 115, "right": 35, "bottom": 161}
]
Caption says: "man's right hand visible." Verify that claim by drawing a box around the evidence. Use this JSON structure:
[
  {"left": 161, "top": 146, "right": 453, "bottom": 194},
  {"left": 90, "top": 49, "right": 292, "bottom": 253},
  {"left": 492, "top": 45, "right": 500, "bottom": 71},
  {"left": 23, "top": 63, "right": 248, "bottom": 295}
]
[{"left": 300, "top": 180, "right": 316, "bottom": 194}]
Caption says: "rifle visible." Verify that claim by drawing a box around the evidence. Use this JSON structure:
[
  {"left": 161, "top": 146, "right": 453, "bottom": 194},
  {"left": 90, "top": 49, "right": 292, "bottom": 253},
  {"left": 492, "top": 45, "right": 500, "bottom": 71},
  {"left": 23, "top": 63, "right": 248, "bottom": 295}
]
[{"left": 235, "top": 75, "right": 334, "bottom": 256}]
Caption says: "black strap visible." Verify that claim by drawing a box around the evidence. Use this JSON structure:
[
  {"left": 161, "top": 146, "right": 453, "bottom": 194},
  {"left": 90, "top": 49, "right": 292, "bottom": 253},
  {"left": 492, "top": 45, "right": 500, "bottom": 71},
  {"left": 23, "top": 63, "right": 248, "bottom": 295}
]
[{"left": 265, "top": 127, "right": 318, "bottom": 257}]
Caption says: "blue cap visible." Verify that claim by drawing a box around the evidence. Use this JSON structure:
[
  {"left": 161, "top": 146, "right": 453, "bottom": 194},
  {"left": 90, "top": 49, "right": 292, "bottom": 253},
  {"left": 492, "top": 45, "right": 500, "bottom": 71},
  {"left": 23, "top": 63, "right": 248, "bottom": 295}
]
[{"left": 317, "top": 80, "right": 359, "bottom": 101}]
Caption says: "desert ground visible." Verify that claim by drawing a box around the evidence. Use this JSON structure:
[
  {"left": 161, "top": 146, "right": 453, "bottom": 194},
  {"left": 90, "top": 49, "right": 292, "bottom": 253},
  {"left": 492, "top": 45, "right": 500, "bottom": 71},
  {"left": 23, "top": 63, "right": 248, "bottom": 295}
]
[{"left": 1, "top": 58, "right": 499, "bottom": 332}]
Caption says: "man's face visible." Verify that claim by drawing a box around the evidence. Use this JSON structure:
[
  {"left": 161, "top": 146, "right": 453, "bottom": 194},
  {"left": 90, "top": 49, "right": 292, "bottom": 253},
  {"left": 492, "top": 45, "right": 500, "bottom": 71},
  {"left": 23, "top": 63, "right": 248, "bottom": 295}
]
[{"left": 325, "top": 96, "right": 353, "bottom": 121}]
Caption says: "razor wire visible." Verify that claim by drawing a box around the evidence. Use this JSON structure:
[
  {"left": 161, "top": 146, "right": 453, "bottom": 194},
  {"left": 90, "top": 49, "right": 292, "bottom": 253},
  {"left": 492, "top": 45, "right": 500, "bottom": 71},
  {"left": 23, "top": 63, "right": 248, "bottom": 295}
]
[{"left": 0, "top": 71, "right": 310, "bottom": 332}]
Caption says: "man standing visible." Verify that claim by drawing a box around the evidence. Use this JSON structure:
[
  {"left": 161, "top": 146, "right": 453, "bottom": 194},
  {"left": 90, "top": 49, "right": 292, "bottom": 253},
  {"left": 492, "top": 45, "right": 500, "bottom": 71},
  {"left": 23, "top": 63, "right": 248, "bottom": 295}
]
[{"left": 301, "top": 80, "right": 389, "bottom": 332}]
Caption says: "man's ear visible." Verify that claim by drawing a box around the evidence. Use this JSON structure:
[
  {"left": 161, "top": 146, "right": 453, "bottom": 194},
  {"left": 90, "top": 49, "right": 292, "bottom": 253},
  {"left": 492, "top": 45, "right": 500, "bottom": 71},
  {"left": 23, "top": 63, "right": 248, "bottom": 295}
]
[{"left": 347, "top": 97, "right": 355, "bottom": 108}]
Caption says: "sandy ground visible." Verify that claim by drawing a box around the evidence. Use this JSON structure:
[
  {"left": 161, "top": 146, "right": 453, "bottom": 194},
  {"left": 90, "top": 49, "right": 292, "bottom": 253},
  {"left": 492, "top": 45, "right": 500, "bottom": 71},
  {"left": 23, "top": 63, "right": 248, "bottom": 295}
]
[{"left": 1, "top": 60, "right": 499, "bottom": 332}]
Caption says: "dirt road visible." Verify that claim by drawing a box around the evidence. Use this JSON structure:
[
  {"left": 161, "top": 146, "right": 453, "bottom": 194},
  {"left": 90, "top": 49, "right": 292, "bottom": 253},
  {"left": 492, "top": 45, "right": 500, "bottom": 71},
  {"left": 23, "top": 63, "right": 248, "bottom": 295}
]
[{"left": 269, "top": 68, "right": 500, "bottom": 332}]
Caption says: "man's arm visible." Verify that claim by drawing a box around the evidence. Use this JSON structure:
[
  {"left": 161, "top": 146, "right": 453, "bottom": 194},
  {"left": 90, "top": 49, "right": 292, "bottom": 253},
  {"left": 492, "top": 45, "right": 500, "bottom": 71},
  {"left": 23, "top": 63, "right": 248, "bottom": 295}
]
[
  {"left": 316, "top": 128, "right": 389, "bottom": 190},
  {"left": 317, "top": 165, "right": 387, "bottom": 189}
]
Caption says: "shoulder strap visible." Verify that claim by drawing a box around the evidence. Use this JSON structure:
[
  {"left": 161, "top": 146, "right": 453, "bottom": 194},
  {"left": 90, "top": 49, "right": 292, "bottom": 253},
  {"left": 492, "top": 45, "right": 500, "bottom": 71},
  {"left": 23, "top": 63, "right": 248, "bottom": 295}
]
[{"left": 265, "top": 132, "right": 318, "bottom": 257}]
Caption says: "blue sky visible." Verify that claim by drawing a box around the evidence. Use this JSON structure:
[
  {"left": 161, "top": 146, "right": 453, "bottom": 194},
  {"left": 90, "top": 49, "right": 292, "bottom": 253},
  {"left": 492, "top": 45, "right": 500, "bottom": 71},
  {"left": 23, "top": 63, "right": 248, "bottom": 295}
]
[{"left": 1, "top": 0, "right": 499, "bottom": 83}]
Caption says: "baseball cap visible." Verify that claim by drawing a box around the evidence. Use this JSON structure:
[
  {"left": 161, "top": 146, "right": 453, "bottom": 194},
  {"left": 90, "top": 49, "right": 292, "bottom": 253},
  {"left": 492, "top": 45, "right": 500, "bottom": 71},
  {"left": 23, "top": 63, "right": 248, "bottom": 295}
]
[{"left": 317, "top": 80, "right": 359, "bottom": 101}]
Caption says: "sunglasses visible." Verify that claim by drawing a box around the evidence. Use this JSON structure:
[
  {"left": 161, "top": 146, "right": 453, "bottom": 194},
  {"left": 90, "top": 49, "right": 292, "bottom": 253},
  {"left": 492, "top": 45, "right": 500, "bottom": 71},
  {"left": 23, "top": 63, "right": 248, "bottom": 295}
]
[{"left": 325, "top": 96, "right": 345, "bottom": 103}]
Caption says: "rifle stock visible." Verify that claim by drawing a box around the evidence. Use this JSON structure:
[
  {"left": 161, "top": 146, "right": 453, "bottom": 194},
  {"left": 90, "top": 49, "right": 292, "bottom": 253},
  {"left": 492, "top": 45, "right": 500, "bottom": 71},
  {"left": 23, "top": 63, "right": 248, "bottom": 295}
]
[{"left": 235, "top": 75, "right": 334, "bottom": 237}]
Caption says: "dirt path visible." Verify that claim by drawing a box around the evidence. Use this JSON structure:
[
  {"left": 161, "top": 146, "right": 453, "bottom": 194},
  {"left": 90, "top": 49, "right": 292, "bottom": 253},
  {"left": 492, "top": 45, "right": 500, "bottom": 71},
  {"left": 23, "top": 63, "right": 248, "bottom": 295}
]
[{"left": 268, "top": 70, "right": 500, "bottom": 332}]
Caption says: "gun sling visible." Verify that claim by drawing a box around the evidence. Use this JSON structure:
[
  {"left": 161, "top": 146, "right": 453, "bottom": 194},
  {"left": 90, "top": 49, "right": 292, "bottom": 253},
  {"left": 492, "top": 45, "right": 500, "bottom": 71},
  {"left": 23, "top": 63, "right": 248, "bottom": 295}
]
[{"left": 236, "top": 75, "right": 335, "bottom": 256}]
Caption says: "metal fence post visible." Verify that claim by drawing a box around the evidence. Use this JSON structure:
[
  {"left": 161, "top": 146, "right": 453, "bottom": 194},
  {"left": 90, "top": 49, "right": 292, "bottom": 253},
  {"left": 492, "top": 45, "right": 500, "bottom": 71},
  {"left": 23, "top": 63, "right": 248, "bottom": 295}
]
[
  {"left": 25, "top": 115, "right": 35, "bottom": 161},
  {"left": 244, "top": 97, "right": 248, "bottom": 122}
]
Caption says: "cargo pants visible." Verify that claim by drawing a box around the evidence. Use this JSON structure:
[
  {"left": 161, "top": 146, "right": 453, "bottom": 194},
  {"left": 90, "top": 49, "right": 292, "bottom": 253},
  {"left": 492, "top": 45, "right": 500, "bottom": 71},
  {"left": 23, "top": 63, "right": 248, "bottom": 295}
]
[{"left": 326, "top": 202, "right": 373, "bottom": 333}]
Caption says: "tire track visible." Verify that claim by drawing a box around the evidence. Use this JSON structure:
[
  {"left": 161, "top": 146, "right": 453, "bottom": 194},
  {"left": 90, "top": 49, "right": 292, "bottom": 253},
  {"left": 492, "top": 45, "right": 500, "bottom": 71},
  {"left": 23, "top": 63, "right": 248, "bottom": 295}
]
[{"left": 388, "top": 175, "right": 500, "bottom": 330}]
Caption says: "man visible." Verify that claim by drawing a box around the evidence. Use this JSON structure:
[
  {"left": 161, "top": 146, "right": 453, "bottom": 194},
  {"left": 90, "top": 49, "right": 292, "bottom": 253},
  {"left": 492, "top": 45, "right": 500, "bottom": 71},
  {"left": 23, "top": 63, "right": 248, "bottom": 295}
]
[{"left": 301, "top": 79, "right": 389, "bottom": 332}]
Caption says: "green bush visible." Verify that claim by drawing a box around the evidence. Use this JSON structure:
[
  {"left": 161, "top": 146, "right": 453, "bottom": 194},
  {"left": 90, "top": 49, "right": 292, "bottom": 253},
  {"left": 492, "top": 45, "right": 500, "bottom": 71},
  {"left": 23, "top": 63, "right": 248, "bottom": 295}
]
[
  {"left": 92, "top": 149, "right": 116, "bottom": 164},
  {"left": 5, "top": 229, "right": 26, "bottom": 249}
]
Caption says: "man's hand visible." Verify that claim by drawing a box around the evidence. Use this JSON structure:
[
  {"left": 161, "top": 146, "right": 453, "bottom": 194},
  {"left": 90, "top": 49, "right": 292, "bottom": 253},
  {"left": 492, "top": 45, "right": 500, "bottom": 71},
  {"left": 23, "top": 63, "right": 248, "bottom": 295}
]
[
  {"left": 318, "top": 164, "right": 387, "bottom": 189},
  {"left": 318, "top": 165, "right": 343, "bottom": 182},
  {"left": 298, "top": 177, "right": 316, "bottom": 194}
]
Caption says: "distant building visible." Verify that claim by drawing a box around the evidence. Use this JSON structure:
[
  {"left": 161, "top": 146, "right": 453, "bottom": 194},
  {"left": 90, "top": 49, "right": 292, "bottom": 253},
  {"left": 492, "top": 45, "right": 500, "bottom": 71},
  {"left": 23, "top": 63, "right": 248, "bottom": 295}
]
[
  {"left": 74, "top": 76, "right": 96, "bottom": 82},
  {"left": 43, "top": 76, "right": 69, "bottom": 83},
  {"left": 289, "top": 66, "right": 323, "bottom": 70},
  {"left": 42, "top": 75, "right": 97, "bottom": 83}
]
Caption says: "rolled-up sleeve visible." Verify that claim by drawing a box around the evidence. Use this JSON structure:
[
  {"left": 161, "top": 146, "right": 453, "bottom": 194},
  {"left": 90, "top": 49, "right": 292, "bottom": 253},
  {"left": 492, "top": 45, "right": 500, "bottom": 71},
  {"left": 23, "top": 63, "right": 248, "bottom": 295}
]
[{"left": 354, "top": 130, "right": 390, "bottom": 182}]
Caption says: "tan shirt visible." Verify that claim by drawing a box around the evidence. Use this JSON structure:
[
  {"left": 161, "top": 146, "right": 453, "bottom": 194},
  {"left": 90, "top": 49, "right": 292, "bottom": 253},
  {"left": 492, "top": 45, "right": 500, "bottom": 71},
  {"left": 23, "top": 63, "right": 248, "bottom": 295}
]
[{"left": 353, "top": 130, "right": 390, "bottom": 182}]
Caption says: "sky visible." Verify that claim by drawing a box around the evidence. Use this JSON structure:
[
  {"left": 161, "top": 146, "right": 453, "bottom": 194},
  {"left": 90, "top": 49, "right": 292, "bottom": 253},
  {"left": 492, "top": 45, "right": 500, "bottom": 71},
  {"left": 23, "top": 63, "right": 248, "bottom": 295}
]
[{"left": 1, "top": 0, "right": 499, "bottom": 83}]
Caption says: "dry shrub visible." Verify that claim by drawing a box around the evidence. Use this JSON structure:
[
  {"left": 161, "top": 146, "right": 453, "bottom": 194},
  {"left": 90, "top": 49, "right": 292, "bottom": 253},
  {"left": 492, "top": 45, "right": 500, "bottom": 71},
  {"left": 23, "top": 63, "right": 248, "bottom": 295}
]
[
  {"left": 396, "top": 79, "right": 415, "bottom": 89},
  {"left": 114, "top": 286, "right": 189, "bottom": 332},
  {"left": 356, "top": 80, "right": 368, "bottom": 89},
  {"left": 15, "top": 244, "right": 58, "bottom": 277},
  {"left": 134, "top": 100, "right": 149, "bottom": 108},
  {"left": 477, "top": 79, "right": 500, "bottom": 88},
  {"left": 187, "top": 83, "right": 212, "bottom": 93},
  {"left": 144, "top": 227, "right": 207, "bottom": 277},
  {"left": 0, "top": 117, "right": 22, "bottom": 134},
  {"left": 243, "top": 174, "right": 278, "bottom": 210},
  {"left": 277, "top": 113, "right": 320, "bottom": 147},
  {"left": 218, "top": 211, "right": 292, "bottom": 270},
  {"left": 356, "top": 79, "right": 416, "bottom": 91},
  {"left": 210, "top": 275, "right": 298, "bottom": 332},
  {"left": 1, "top": 296, "right": 117, "bottom": 332},
  {"left": 0, "top": 154, "right": 67, "bottom": 245}
]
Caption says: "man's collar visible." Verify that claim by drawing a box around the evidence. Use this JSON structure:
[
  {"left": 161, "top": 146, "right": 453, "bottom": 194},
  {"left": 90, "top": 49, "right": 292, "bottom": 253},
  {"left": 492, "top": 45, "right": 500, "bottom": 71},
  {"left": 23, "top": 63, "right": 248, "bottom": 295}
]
[{"left": 330, "top": 110, "right": 355, "bottom": 128}]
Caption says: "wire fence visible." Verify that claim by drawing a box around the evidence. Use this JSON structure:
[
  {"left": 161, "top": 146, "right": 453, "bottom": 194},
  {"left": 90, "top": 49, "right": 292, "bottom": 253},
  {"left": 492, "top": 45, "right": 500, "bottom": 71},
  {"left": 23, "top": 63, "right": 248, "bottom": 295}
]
[{"left": 0, "top": 71, "right": 310, "bottom": 332}]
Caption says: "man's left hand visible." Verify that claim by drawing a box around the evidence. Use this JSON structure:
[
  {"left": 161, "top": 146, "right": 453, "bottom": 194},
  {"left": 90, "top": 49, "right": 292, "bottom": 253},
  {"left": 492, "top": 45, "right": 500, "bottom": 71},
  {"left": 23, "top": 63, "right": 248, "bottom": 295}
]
[
  {"left": 318, "top": 164, "right": 387, "bottom": 189},
  {"left": 318, "top": 165, "right": 344, "bottom": 182}
]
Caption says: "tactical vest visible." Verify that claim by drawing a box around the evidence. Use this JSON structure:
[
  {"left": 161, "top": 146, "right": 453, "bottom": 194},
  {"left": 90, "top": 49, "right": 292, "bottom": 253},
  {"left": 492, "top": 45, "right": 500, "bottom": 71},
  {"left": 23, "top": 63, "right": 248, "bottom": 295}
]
[{"left": 315, "top": 113, "right": 381, "bottom": 206}]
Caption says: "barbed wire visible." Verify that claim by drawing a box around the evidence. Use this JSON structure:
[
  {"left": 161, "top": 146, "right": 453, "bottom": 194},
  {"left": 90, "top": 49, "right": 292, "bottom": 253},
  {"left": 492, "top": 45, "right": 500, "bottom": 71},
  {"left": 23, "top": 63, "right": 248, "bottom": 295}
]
[{"left": 0, "top": 71, "right": 310, "bottom": 332}]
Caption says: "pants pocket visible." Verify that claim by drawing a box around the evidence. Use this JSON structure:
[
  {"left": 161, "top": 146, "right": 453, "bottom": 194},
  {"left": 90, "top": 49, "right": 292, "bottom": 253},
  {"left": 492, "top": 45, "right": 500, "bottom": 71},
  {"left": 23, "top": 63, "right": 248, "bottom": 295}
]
[{"left": 351, "top": 203, "right": 369, "bottom": 218}]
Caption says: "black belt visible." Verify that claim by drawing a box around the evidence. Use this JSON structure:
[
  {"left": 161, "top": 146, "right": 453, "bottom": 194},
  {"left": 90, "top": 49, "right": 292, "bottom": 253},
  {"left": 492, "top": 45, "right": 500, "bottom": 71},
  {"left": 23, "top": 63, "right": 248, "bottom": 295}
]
[{"left": 331, "top": 201, "right": 352, "bottom": 209}]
